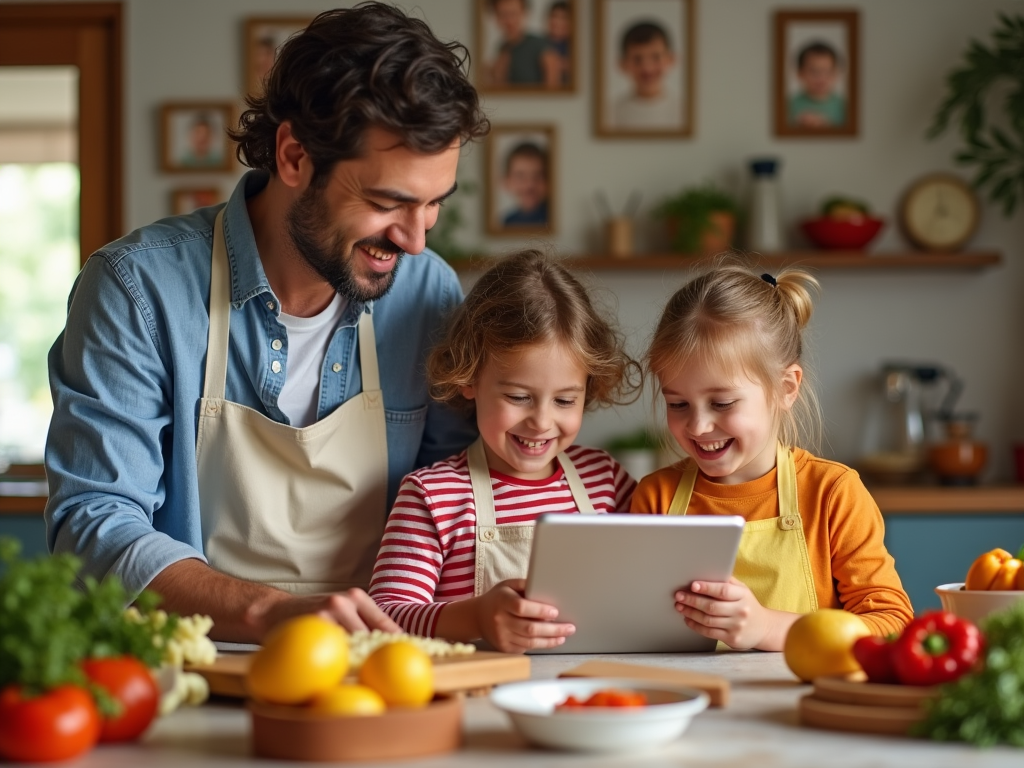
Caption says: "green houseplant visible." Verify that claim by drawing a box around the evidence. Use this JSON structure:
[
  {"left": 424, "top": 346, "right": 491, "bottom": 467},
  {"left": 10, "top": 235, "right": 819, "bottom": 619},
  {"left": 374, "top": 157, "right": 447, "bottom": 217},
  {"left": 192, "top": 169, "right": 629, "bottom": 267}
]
[
  {"left": 929, "top": 13, "right": 1024, "bottom": 216},
  {"left": 652, "top": 184, "right": 739, "bottom": 254}
]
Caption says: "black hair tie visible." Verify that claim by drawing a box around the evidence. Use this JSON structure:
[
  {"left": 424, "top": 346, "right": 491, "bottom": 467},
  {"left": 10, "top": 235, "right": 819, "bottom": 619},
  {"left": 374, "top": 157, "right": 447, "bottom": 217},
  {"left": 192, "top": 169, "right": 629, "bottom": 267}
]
[{"left": 761, "top": 273, "right": 777, "bottom": 287}]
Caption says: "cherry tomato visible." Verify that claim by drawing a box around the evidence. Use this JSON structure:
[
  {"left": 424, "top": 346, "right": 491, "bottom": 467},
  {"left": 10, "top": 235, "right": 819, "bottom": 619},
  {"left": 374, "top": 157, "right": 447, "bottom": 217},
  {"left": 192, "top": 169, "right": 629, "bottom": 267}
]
[
  {"left": 82, "top": 657, "right": 160, "bottom": 742},
  {"left": 0, "top": 684, "right": 101, "bottom": 762}
]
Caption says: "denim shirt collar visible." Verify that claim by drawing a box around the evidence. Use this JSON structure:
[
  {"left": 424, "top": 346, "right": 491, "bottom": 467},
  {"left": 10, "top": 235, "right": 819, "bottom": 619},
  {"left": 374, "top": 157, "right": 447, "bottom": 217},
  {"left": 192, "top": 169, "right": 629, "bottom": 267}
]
[{"left": 220, "top": 169, "right": 371, "bottom": 322}]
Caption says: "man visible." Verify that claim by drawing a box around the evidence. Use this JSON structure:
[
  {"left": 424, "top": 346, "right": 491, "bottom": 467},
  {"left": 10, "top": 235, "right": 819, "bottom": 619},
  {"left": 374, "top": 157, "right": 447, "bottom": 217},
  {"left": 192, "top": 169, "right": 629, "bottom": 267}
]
[{"left": 44, "top": 3, "right": 489, "bottom": 642}]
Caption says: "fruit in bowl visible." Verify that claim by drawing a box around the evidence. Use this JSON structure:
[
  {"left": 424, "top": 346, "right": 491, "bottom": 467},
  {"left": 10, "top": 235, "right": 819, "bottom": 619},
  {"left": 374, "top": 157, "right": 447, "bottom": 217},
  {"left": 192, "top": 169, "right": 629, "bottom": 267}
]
[{"left": 802, "top": 195, "right": 885, "bottom": 250}]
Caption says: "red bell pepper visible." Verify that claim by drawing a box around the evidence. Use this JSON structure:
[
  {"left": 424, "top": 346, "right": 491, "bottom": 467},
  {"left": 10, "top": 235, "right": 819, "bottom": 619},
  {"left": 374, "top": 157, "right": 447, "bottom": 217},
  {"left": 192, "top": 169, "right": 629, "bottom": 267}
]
[
  {"left": 852, "top": 635, "right": 899, "bottom": 684},
  {"left": 891, "top": 611, "right": 983, "bottom": 686}
]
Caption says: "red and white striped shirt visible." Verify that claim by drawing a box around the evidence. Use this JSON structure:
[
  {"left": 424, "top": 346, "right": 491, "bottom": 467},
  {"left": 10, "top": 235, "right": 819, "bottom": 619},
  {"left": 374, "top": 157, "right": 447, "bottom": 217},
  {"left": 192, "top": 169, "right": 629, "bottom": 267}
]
[{"left": 368, "top": 445, "right": 636, "bottom": 636}]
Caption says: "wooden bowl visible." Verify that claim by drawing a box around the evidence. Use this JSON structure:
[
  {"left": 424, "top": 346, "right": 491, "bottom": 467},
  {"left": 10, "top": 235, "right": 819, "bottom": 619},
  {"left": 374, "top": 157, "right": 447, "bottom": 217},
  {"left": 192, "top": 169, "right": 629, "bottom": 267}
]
[{"left": 248, "top": 695, "right": 462, "bottom": 762}]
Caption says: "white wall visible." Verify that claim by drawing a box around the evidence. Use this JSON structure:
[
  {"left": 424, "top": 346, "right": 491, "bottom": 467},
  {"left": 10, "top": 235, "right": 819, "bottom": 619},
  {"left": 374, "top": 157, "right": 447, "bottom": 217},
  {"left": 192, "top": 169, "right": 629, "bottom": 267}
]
[{"left": 10, "top": 0, "right": 1022, "bottom": 478}]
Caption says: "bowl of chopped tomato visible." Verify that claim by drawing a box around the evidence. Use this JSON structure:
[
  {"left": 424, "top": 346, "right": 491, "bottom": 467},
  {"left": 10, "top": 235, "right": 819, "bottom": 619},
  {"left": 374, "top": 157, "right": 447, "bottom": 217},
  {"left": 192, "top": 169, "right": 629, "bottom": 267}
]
[{"left": 489, "top": 678, "right": 709, "bottom": 753}]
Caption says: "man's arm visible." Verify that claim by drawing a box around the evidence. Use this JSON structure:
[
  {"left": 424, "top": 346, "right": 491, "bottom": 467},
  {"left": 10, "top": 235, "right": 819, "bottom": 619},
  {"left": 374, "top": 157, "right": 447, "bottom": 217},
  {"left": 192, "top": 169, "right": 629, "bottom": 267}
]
[{"left": 149, "top": 559, "right": 398, "bottom": 643}]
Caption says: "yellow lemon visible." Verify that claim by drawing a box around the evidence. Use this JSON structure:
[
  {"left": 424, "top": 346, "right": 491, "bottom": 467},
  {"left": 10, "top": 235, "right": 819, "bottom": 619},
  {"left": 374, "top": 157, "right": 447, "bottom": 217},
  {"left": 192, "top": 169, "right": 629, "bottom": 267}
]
[
  {"left": 308, "top": 684, "right": 386, "bottom": 716},
  {"left": 783, "top": 609, "right": 871, "bottom": 683},
  {"left": 357, "top": 641, "right": 434, "bottom": 708},
  {"left": 247, "top": 615, "right": 349, "bottom": 704}
]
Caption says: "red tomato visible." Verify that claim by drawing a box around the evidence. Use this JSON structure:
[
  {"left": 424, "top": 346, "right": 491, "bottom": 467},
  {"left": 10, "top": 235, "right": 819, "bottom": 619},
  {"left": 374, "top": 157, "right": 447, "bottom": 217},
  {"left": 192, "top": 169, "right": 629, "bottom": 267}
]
[
  {"left": 82, "top": 657, "right": 160, "bottom": 742},
  {"left": 0, "top": 684, "right": 101, "bottom": 762}
]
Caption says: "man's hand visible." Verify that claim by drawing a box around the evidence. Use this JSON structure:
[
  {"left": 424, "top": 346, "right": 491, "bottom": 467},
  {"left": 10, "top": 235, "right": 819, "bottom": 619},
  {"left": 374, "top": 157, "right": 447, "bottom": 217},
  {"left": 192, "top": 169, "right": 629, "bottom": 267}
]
[
  {"left": 259, "top": 589, "right": 401, "bottom": 636},
  {"left": 475, "top": 579, "right": 575, "bottom": 653},
  {"left": 674, "top": 577, "right": 783, "bottom": 651}
]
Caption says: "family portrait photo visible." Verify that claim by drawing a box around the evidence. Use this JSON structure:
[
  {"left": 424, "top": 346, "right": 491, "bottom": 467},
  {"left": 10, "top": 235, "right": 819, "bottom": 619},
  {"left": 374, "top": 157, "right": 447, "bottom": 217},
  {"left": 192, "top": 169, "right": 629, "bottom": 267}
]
[
  {"left": 244, "top": 17, "right": 313, "bottom": 97},
  {"left": 160, "top": 103, "right": 234, "bottom": 173},
  {"left": 475, "top": 0, "right": 576, "bottom": 93},
  {"left": 485, "top": 124, "right": 556, "bottom": 235},
  {"left": 774, "top": 10, "right": 859, "bottom": 137},
  {"left": 595, "top": 0, "right": 694, "bottom": 138}
]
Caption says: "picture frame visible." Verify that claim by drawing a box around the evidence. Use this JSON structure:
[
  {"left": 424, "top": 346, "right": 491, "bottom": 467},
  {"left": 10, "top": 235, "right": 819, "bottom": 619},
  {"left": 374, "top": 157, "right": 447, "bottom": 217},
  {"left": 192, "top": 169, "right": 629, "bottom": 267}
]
[
  {"left": 475, "top": 0, "right": 577, "bottom": 94},
  {"left": 243, "top": 16, "right": 313, "bottom": 98},
  {"left": 773, "top": 9, "right": 859, "bottom": 137},
  {"left": 485, "top": 124, "right": 556, "bottom": 236},
  {"left": 160, "top": 102, "right": 234, "bottom": 173},
  {"left": 171, "top": 187, "right": 222, "bottom": 216},
  {"left": 595, "top": 0, "right": 695, "bottom": 138}
]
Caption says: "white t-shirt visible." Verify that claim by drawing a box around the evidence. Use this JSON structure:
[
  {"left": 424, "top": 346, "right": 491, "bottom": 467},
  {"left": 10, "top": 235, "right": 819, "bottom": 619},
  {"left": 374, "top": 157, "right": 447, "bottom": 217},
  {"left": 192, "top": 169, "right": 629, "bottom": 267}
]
[
  {"left": 277, "top": 293, "right": 347, "bottom": 428},
  {"left": 611, "top": 92, "right": 683, "bottom": 131}
]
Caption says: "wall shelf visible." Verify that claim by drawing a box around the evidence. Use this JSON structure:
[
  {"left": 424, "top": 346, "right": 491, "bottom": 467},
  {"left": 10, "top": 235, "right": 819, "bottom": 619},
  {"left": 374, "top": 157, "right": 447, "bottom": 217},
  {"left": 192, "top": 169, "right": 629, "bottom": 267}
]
[
  {"left": 870, "top": 485, "right": 1024, "bottom": 515},
  {"left": 450, "top": 251, "right": 1001, "bottom": 273}
]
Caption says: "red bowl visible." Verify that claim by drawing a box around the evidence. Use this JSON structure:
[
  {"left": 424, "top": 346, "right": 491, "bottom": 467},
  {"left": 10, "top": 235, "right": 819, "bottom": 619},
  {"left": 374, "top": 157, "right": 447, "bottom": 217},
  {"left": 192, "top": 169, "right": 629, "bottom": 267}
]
[{"left": 801, "top": 216, "right": 885, "bottom": 250}]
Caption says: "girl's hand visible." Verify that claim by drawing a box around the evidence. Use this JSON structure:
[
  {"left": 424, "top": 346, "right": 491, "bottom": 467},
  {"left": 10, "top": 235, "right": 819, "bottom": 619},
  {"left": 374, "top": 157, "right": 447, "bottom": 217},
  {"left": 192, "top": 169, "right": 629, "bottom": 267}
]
[
  {"left": 675, "top": 577, "right": 781, "bottom": 651},
  {"left": 476, "top": 579, "right": 575, "bottom": 653}
]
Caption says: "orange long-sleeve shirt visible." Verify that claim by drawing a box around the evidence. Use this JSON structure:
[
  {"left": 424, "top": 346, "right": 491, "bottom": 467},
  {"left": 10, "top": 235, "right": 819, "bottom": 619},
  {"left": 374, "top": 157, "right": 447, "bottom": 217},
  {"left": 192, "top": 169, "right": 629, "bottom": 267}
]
[{"left": 630, "top": 448, "right": 913, "bottom": 636}]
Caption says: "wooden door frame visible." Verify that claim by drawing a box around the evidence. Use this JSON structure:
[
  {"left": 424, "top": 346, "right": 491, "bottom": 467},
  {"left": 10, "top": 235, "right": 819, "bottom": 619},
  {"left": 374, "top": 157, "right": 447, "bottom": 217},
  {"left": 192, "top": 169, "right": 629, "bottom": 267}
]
[{"left": 0, "top": 2, "right": 123, "bottom": 265}]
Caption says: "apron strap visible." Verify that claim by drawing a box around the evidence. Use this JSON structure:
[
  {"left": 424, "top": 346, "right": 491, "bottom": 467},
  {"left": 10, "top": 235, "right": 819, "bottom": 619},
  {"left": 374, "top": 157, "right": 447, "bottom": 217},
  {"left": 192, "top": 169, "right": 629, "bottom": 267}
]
[
  {"left": 668, "top": 460, "right": 697, "bottom": 515},
  {"left": 357, "top": 309, "right": 381, "bottom": 393},
  {"left": 468, "top": 438, "right": 497, "bottom": 535},
  {"left": 557, "top": 453, "right": 596, "bottom": 514},
  {"left": 203, "top": 209, "right": 231, "bottom": 401},
  {"left": 777, "top": 443, "right": 797, "bottom": 518}
]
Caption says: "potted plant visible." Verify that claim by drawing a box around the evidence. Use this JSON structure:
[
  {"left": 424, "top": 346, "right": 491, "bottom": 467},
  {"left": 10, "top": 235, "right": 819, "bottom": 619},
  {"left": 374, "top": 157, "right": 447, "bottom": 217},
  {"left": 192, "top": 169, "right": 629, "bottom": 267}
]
[
  {"left": 929, "top": 13, "right": 1024, "bottom": 216},
  {"left": 651, "top": 184, "right": 739, "bottom": 255}
]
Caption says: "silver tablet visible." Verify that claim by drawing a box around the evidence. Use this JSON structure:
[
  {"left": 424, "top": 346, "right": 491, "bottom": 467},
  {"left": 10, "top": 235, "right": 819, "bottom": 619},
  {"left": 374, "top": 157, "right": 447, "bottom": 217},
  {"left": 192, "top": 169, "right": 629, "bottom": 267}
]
[{"left": 524, "top": 514, "right": 745, "bottom": 654}]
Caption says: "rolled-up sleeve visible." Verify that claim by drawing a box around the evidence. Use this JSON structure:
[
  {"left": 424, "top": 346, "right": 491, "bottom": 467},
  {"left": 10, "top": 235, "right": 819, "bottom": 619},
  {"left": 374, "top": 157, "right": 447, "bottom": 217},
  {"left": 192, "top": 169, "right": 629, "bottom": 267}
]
[{"left": 45, "top": 253, "right": 204, "bottom": 598}]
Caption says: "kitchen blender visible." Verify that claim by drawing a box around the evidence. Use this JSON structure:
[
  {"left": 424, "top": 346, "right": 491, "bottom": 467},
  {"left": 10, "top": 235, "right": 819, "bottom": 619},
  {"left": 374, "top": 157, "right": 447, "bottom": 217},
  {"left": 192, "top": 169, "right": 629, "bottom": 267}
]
[{"left": 858, "top": 362, "right": 961, "bottom": 484}]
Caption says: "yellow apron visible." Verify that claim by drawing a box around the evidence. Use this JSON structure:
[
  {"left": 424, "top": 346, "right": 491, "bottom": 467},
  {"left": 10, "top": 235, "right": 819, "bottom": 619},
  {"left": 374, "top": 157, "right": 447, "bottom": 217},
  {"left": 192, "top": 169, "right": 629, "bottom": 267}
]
[
  {"left": 467, "top": 438, "right": 596, "bottom": 596},
  {"left": 668, "top": 444, "right": 818, "bottom": 614},
  {"left": 196, "top": 210, "right": 389, "bottom": 594}
]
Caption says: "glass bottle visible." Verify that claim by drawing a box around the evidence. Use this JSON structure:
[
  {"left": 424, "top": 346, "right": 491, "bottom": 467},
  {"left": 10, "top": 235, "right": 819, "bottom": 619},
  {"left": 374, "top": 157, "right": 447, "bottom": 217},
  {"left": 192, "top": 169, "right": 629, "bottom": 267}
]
[{"left": 746, "top": 158, "right": 784, "bottom": 252}]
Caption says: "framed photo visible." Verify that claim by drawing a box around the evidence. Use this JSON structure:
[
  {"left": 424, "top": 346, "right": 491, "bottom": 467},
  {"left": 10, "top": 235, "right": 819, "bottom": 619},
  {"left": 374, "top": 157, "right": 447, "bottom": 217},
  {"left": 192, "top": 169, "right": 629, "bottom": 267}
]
[
  {"left": 171, "top": 187, "right": 222, "bottom": 216},
  {"left": 160, "top": 102, "right": 234, "bottom": 173},
  {"left": 475, "top": 0, "right": 577, "bottom": 94},
  {"left": 485, "top": 124, "right": 556, "bottom": 236},
  {"left": 595, "top": 0, "right": 695, "bottom": 138},
  {"left": 244, "top": 17, "right": 313, "bottom": 98},
  {"left": 774, "top": 10, "right": 859, "bottom": 137}
]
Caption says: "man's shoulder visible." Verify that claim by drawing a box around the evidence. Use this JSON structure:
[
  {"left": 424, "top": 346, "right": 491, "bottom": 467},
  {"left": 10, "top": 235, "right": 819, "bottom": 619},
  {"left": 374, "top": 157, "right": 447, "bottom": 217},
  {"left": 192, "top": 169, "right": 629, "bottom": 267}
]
[{"left": 92, "top": 207, "right": 218, "bottom": 272}]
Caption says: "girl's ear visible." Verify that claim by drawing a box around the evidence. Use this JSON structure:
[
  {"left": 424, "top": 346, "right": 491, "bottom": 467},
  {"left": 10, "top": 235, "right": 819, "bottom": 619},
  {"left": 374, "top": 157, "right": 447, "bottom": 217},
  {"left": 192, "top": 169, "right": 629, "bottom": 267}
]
[
  {"left": 780, "top": 364, "right": 803, "bottom": 410},
  {"left": 459, "top": 383, "right": 477, "bottom": 402}
]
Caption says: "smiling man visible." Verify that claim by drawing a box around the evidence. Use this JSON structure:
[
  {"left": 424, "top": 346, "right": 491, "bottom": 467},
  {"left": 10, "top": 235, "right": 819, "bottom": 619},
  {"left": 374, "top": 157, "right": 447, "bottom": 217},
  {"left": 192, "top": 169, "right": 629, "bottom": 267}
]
[{"left": 44, "top": 3, "right": 489, "bottom": 642}]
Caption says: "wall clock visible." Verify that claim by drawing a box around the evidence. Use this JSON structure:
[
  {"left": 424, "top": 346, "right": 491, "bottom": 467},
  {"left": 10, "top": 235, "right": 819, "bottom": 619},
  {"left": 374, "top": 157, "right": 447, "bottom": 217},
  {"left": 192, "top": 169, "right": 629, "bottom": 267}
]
[{"left": 899, "top": 174, "right": 980, "bottom": 252}]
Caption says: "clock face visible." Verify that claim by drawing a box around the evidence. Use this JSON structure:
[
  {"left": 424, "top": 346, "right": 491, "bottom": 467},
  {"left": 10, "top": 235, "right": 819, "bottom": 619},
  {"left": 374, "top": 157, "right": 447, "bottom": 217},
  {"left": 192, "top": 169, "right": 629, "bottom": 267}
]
[{"left": 901, "top": 176, "right": 979, "bottom": 251}]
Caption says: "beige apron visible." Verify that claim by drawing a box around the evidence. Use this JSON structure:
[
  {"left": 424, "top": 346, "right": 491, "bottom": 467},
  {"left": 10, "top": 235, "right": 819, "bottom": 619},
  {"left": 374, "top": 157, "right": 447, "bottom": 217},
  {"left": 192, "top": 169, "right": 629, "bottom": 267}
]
[
  {"left": 196, "top": 210, "right": 388, "bottom": 594},
  {"left": 668, "top": 444, "right": 818, "bottom": 614},
  {"left": 467, "top": 438, "right": 597, "bottom": 596}
]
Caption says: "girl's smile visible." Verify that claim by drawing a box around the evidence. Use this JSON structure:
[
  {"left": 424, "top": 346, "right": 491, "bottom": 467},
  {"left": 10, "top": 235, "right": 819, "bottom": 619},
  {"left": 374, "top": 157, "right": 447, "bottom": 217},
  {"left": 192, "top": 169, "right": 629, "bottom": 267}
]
[
  {"left": 460, "top": 341, "right": 588, "bottom": 480},
  {"left": 660, "top": 362, "right": 802, "bottom": 485}
]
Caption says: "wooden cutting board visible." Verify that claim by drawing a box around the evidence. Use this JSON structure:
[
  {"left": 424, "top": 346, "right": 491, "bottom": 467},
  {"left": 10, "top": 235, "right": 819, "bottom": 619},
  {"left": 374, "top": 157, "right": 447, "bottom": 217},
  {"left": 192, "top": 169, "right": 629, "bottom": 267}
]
[
  {"left": 187, "top": 651, "right": 531, "bottom": 699},
  {"left": 797, "top": 676, "right": 939, "bottom": 737},
  {"left": 558, "top": 660, "right": 730, "bottom": 708}
]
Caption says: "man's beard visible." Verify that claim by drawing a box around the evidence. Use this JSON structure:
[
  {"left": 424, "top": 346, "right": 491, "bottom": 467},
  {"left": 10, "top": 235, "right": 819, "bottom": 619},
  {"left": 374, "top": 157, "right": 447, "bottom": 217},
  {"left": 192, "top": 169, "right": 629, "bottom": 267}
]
[{"left": 286, "top": 184, "right": 404, "bottom": 303}]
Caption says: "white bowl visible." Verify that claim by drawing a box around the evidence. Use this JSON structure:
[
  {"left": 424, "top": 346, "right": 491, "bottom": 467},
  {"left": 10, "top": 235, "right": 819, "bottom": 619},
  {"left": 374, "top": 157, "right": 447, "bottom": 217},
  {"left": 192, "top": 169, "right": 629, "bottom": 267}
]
[
  {"left": 935, "top": 582, "right": 1024, "bottom": 626},
  {"left": 489, "top": 677, "right": 709, "bottom": 753}
]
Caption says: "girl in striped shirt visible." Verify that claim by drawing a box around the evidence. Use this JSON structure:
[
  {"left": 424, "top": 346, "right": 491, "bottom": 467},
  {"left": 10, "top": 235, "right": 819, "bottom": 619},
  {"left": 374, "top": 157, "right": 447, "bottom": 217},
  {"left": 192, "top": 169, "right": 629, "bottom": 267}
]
[{"left": 369, "top": 250, "right": 640, "bottom": 653}]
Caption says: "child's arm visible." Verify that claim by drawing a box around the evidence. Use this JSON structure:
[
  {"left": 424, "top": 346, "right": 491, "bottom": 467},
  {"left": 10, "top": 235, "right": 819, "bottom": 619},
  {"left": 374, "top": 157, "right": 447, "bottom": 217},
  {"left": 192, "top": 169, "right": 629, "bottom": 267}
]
[
  {"left": 367, "top": 477, "right": 449, "bottom": 637},
  {"left": 826, "top": 472, "right": 914, "bottom": 636},
  {"left": 434, "top": 579, "right": 575, "bottom": 653},
  {"left": 674, "top": 578, "right": 799, "bottom": 651}
]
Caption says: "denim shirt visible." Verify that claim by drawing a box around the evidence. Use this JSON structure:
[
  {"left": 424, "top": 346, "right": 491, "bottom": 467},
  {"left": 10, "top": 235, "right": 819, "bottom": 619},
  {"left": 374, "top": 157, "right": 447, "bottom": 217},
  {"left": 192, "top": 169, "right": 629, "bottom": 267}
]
[{"left": 45, "top": 171, "right": 477, "bottom": 598}]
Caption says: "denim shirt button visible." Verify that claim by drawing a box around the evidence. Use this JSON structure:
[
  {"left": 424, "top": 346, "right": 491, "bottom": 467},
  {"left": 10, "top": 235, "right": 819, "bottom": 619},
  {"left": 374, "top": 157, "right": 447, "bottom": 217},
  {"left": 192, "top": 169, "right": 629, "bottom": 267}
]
[
  {"left": 332, "top": 362, "right": 342, "bottom": 373},
  {"left": 266, "top": 300, "right": 276, "bottom": 311},
  {"left": 271, "top": 360, "right": 282, "bottom": 374},
  {"left": 271, "top": 339, "right": 283, "bottom": 351}
]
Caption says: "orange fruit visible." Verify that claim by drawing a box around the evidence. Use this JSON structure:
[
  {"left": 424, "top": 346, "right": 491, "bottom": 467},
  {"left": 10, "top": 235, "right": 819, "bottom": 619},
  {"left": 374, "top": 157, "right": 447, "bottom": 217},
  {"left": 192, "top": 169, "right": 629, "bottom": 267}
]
[
  {"left": 357, "top": 641, "right": 433, "bottom": 708},
  {"left": 246, "top": 615, "right": 349, "bottom": 704},
  {"left": 783, "top": 609, "right": 870, "bottom": 683},
  {"left": 308, "top": 684, "right": 386, "bottom": 716}
]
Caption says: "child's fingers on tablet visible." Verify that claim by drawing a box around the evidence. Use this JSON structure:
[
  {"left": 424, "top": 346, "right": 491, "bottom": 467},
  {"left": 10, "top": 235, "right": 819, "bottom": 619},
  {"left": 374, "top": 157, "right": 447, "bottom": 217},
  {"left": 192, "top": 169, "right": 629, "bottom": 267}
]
[{"left": 689, "top": 580, "right": 744, "bottom": 601}]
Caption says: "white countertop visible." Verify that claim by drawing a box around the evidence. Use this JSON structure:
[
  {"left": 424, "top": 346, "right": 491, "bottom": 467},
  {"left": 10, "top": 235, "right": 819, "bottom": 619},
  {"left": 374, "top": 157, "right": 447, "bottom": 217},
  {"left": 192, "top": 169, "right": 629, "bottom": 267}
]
[{"left": 48, "top": 652, "right": 1022, "bottom": 768}]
